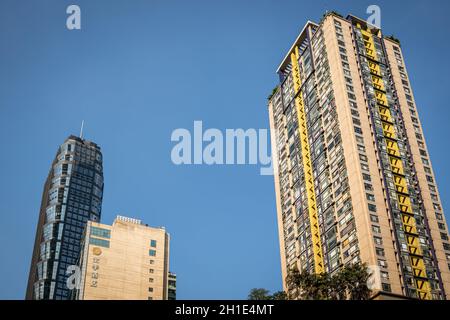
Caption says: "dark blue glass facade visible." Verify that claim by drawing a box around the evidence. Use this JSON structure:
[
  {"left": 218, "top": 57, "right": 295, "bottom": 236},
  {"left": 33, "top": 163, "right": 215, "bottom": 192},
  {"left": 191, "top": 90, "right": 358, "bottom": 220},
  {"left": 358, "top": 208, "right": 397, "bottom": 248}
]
[{"left": 26, "top": 135, "right": 104, "bottom": 300}]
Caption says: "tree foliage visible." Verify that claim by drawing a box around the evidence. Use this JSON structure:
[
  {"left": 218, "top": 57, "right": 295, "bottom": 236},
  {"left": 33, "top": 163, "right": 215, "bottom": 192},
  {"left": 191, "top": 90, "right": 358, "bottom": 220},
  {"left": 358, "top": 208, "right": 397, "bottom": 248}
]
[
  {"left": 247, "top": 288, "right": 287, "bottom": 300},
  {"left": 267, "top": 86, "right": 278, "bottom": 101},
  {"left": 247, "top": 288, "right": 271, "bottom": 300},
  {"left": 285, "top": 263, "right": 372, "bottom": 300},
  {"left": 270, "top": 291, "right": 288, "bottom": 300}
]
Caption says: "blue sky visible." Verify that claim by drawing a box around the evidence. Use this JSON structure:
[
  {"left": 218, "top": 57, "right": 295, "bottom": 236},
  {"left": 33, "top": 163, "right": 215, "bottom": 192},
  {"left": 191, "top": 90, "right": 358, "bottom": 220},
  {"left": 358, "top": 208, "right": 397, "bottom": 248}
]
[{"left": 1, "top": 0, "right": 450, "bottom": 299}]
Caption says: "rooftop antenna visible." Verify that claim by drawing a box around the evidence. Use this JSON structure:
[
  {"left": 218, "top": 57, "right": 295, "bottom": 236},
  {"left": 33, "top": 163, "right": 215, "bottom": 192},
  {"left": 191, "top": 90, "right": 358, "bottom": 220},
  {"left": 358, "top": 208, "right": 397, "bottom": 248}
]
[{"left": 80, "top": 120, "right": 84, "bottom": 139}]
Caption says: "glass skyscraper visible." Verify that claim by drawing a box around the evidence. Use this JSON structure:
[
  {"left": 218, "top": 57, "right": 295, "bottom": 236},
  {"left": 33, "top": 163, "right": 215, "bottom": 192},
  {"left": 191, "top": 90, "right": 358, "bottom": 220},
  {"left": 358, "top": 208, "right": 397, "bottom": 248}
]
[{"left": 26, "top": 135, "right": 104, "bottom": 300}]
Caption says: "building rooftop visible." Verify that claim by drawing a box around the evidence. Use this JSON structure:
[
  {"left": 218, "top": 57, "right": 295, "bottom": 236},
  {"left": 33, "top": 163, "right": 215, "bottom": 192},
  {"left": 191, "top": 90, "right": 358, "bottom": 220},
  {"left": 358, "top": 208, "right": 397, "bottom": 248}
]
[
  {"left": 276, "top": 20, "right": 318, "bottom": 74},
  {"left": 66, "top": 134, "right": 100, "bottom": 148},
  {"left": 112, "top": 215, "right": 167, "bottom": 231},
  {"left": 115, "top": 215, "right": 143, "bottom": 225},
  {"left": 276, "top": 12, "right": 386, "bottom": 75}
]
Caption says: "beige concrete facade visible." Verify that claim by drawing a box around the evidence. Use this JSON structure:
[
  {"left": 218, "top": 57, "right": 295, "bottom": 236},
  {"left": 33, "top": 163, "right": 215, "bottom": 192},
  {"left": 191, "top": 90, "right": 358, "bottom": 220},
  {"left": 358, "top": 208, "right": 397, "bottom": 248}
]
[
  {"left": 268, "top": 100, "right": 288, "bottom": 290},
  {"left": 269, "top": 12, "right": 450, "bottom": 299},
  {"left": 321, "top": 15, "right": 403, "bottom": 295},
  {"left": 383, "top": 38, "right": 450, "bottom": 298},
  {"left": 75, "top": 216, "right": 170, "bottom": 300}
]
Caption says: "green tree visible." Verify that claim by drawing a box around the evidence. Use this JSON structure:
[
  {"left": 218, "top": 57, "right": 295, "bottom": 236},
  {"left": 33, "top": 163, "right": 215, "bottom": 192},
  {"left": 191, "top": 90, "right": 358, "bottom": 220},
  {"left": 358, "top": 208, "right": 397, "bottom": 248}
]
[
  {"left": 267, "top": 86, "right": 278, "bottom": 100},
  {"left": 285, "top": 263, "right": 371, "bottom": 300},
  {"left": 337, "top": 263, "right": 371, "bottom": 300},
  {"left": 270, "top": 291, "right": 288, "bottom": 300},
  {"left": 328, "top": 268, "right": 347, "bottom": 300},
  {"left": 285, "top": 266, "right": 302, "bottom": 299},
  {"left": 247, "top": 288, "right": 271, "bottom": 300},
  {"left": 247, "top": 289, "right": 288, "bottom": 300}
]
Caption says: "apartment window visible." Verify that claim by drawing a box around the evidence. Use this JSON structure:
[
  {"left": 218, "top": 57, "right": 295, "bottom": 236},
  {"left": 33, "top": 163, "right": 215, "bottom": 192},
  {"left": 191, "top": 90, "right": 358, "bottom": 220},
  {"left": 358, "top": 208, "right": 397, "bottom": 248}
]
[
  {"left": 376, "top": 248, "right": 385, "bottom": 256},
  {"left": 148, "top": 297, "right": 153, "bottom": 300},
  {"left": 150, "top": 240, "right": 157, "bottom": 248},
  {"left": 363, "top": 173, "right": 371, "bottom": 181},
  {"left": 150, "top": 260, "right": 155, "bottom": 265},
  {"left": 148, "top": 288, "right": 154, "bottom": 292},
  {"left": 149, "top": 249, "right": 157, "bottom": 257},
  {"left": 149, "top": 269, "right": 154, "bottom": 273},
  {"left": 382, "top": 283, "right": 392, "bottom": 292},
  {"left": 368, "top": 204, "right": 377, "bottom": 212},
  {"left": 438, "top": 223, "right": 446, "bottom": 230},
  {"left": 378, "top": 259, "right": 387, "bottom": 268},
  {"left": 366, "top": 194, "right": 375, "bottom": 201},
  {"left": 441, "top": 233, "right": 449, "bottom": 241},
  {"left": 372, "top": 225, "right": 381, "bottom": 233},
  {"left": 149, "top": 278, "right": 154, "bottom": 283},
  {"left": 374, "top": 236, "right": 383, "bottom": 245},
  {"left": 365, "top": 183, "right": 373, "bottom": 191},
  {"left": 370, "top": 215, "right": 379, "bottom": 223}
]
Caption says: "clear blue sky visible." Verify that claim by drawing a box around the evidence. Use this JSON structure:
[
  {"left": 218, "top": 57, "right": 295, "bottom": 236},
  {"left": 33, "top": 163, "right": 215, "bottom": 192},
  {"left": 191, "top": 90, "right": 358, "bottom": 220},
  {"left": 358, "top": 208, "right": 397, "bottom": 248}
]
[{"left": 1, "top": 0, "right": 450, "bottom": 299}]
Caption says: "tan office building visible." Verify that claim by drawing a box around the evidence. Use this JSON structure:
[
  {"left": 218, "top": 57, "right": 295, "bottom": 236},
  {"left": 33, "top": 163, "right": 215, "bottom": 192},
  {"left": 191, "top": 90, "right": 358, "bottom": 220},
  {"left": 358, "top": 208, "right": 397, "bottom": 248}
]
[
  {"left": 74, "top": 216, "right": 171, "bottom": 300},
  {"left": 268, "top": 12, "right": 450, "bottom": 300}
]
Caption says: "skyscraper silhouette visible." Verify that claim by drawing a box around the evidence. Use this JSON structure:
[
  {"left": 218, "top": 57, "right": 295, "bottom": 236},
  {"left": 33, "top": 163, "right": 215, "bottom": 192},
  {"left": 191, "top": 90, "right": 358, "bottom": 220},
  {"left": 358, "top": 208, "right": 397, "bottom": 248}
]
[{"left": 26, "top": 135, "right": 104, "bottom": 300}]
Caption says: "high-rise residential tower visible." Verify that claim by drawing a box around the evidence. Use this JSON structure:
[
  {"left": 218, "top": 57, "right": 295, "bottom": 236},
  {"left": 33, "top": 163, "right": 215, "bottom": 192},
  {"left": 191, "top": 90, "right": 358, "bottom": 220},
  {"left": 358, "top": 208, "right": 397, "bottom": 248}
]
[
  {"left": 73, "top": 216, "right": 171, "bottom": 300},
  {"left": 268, "top": 12, "right": 450, "bottom": 300},
  {"left": 26, "top": 135, "right": 104, "bottom": 300}
]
